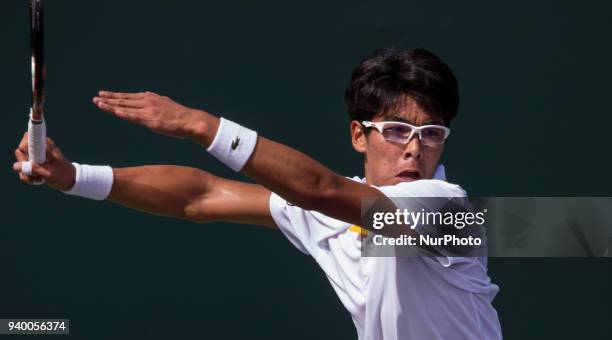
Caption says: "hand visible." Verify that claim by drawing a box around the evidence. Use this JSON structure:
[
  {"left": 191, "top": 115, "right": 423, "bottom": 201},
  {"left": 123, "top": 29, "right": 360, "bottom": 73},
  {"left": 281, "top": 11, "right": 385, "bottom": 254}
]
[
  {"left": 13, "top": 132, "right": 76, "bottom": 191},
  {"left": 93, "top": 91, "right": 218, "bottom": 145}
]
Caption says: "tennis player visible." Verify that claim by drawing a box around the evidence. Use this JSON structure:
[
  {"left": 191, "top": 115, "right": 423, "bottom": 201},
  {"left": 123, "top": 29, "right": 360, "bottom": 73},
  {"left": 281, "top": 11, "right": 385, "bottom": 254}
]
[{"left": 14, "top": 48, "right": 502, "bottom": 339}]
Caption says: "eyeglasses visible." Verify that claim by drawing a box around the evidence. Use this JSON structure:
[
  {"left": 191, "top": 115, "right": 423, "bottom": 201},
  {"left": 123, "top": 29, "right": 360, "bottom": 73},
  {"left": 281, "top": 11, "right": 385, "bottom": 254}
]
[{"left": 361, "top": 121, "right": 450, "bottom": 147}]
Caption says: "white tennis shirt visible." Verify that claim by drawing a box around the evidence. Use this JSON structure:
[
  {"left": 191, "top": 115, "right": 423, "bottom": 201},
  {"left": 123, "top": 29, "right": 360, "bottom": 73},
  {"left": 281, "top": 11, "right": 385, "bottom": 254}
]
[{"left": 269, "top": 165, "right": 502, "bottom": 340}]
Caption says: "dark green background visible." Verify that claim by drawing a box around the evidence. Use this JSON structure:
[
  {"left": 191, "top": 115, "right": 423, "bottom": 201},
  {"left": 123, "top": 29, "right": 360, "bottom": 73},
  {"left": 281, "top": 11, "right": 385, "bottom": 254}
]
[{"left": 1, "top": 0, "right": 610, "bottom": 338}]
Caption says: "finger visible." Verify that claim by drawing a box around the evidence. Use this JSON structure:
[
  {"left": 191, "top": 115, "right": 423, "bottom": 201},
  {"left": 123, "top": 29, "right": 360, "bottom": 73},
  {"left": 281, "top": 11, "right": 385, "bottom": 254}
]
[
  {"left": 19, "top": 161, "right": 32, "bottom": 176},
  {"left": 19, "top": 172, "right": 30, "bottom": 183},
  {"left": 15, "top": 148, "right": 28, "bottom": 162},
  {"left": 31, "top": 163, "right": 52, "bottom": 179},
  {"left": 95, "top": 100, "right": 117, "bottom": 115},
  {"left": 45, "top": 138, "right": 57, "bottom": 159},
  {"left": 13, "top": 163, "right": 35, "bottom": 184},
  {"left": 46, "top": 147, "right": 54, "bottom": 163},
  {"left": 97, "top": 101, "right": 145, "bottom": 122},
  {"left": 96, "top": 100, "right": 130, "bottom": 117},
  {"left": 15, "top": 161, "right": 49, "bottom": 180},
  {"left": 20, "top": 174, "right": 35, "bottom": 185},
  {"left": 46, "top": 137, "right": 56, "bottom": 149},
  {"left": 50, "top": 145, "right": 64, "bottom": 160},
  {"left": 18, "top": 134, "right": 29, "bottom": 153},
  {"left": 93, "top": 97, "right": 145, "bottom": 109},
  {"left": 98, "top": 91, "right": 146, "bottom": 100}
]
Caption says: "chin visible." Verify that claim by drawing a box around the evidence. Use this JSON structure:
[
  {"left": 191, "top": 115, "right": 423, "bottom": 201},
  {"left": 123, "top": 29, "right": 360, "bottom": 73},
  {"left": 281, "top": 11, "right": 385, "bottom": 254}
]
[
  {"left": 381, "top": 177, "right": 417, "bottom": 186},
  {"left": 394, "top": 177, "right": 419, "bottom": 184}
]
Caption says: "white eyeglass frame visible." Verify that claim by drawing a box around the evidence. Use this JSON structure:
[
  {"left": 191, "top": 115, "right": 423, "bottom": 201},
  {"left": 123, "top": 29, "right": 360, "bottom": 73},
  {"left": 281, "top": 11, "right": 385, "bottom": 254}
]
[{"left": 361, "top": 120, "right": 451, "bottom": 145}]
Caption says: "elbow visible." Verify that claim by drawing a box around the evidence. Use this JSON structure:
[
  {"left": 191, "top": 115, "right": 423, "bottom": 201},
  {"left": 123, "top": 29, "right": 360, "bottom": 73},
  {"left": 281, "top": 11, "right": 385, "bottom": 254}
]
[
  {"left": 183, "top": 197, "right": 211, "bottom": 223},
  {"left": 183, "top": 173, "right": 217, "bottom": 223},
  {"left": 301, "top": 174, "right": 342, "bottom": 211},
  {"left": 184, "top": 208, "right": 211, "bottom": 224}
]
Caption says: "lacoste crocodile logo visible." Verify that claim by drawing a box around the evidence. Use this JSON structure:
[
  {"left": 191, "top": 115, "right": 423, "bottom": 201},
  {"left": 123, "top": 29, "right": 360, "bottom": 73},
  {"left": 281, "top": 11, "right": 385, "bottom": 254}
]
[{"left": 231, "top": 137, "right": 240, "bottom": 150}]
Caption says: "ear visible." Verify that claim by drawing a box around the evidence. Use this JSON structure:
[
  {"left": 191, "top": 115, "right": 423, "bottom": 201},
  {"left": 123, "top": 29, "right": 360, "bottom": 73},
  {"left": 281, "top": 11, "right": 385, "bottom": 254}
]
[{"left": 350, "top": 120, "right": 367, "bottom": 154}]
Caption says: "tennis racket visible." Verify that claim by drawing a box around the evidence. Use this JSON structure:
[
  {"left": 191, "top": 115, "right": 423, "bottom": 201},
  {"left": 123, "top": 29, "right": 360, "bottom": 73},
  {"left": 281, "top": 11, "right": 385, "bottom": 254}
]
[{"left": 28, "top": 0, "right": 46, "bottom": 184}]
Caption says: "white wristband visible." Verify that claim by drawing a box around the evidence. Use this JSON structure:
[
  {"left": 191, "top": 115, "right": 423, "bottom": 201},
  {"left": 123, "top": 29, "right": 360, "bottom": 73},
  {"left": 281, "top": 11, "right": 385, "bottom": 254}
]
[
  {"left": 63, "top": 163, "right": 114, "bottom": 201},
  {"left": 206, "top": 117, "right": 258, "bottom": 171}
]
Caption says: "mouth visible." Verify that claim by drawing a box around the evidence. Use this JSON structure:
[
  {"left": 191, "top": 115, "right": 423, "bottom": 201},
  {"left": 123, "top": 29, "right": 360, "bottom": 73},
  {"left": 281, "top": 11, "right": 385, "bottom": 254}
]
[{"left": 395, "top": 170, "right": 421, "bottom": 182}]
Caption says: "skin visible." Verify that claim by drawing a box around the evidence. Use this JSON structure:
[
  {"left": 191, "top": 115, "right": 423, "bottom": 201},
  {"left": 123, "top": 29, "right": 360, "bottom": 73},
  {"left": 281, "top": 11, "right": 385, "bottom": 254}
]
[
  {"left": 13, "top": 91, "right": 445, "bottom": 231},
  {"left": 351, "top": 96, "right": 445, "bottom": 186}
]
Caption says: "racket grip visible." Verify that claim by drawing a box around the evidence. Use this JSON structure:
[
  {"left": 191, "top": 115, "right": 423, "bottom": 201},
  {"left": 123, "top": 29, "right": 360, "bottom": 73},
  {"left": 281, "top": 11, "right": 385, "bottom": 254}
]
[{"left": 28, "top": 109, "right": 46, "bottom": 185}]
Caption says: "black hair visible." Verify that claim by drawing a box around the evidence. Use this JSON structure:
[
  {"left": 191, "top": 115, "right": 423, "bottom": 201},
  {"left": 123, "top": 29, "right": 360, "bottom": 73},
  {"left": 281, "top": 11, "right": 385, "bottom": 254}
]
[{"left": 344, "top": 48, "right": 459, "bottom": 126}]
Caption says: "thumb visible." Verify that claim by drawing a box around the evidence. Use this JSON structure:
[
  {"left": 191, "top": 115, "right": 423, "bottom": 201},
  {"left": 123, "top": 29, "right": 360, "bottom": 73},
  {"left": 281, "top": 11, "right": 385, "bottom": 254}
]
[{"left": 13, "top": 161, "right": 24, "bottom": 172}]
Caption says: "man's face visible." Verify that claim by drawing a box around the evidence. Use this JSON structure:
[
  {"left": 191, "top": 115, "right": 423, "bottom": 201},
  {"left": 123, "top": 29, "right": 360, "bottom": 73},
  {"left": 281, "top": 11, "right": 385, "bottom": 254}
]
[{"left": 351, "top": 96, "right": 446, "bottom": 186}]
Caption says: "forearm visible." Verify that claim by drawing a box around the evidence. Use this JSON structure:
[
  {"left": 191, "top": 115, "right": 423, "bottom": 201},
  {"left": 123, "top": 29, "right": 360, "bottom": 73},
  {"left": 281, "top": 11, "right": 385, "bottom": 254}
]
[
  {"left": 108, "top": 165, "right": 213, "bottom": 220},
  {"left": 244, "top": 137, "right": 381, "bottom": 225},
  {"left": 243, "top": 137, "right": 344, "bottom": 209},
  {"left": 191, "top": 115, "right": 343, "bottom": 204},
  {"left": 108, "top": 164, "right": 275, "bottom": 227}
]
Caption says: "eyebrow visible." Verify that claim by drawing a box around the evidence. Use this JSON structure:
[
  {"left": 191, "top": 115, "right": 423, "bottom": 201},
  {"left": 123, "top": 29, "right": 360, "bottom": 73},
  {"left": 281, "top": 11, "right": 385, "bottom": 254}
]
[{"left": 381, "top": 114, "right": 444, "bottom": 126}]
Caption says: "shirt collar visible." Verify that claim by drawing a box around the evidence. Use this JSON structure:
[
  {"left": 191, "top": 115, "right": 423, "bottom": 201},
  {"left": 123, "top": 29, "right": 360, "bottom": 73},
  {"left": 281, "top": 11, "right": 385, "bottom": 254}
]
[
  {"left": 432, "top": 164, "right": 446, "bottom": 180},
  {"left": 358, "top": 164, "right": 447, "bottom": 183}
]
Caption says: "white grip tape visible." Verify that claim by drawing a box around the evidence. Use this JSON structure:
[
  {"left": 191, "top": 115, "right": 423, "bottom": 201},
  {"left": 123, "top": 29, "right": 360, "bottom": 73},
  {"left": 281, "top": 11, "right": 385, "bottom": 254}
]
[
  {"left": 21, "top": 161, "right": 33, "bottom": 176},
  {"left": 28, "top": 110, "right": 46, "bottom": 185},
  {"left": 28, "top": 113, "right": 46, "bottom": 165},
  {"left": 206, "top": 117, "right": 258, "bottom": 172},
  {"left": 63, "top": 163, "right": 114, "bottom": 201}
]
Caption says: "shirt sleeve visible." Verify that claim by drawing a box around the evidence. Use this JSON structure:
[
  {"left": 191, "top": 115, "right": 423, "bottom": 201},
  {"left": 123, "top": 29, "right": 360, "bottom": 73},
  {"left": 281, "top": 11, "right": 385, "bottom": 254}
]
[
  {"left": 375, "top": 179, "right": 468, "bottom": 221},
  {"left": 375, "top": 179, "right": 472, "bottom": 268},
  {"left": 269, "top": 192, "right": 352, "bottom": 257},
  {"left": 269, "top": 178, "right": 468, "bottom": 260}
]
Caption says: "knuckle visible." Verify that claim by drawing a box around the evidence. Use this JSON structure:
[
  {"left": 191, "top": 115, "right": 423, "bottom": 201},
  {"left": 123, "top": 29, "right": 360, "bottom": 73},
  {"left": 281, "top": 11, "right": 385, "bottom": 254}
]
[{"left": 52, "top": 150, "right": 62, "bottom": 160}]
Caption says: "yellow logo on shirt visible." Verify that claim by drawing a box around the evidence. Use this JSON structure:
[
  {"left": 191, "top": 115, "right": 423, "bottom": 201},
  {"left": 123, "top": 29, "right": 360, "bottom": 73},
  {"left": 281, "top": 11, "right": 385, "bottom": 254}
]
[{"left": 349, "top": 225, "right": 368, "bottom": 236}]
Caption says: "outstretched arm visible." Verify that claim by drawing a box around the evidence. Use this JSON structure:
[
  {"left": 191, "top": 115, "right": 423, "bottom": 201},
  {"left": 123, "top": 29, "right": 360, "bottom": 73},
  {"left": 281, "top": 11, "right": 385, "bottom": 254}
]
[
  {"left": 109, "top": 165, "right": 274, "bottom": 227},
  {"left": 94, "top": 91, "right": 385, "bottom": 227},
  {"left": 13, "top": 134, "right": 275, "bottom": 228}
]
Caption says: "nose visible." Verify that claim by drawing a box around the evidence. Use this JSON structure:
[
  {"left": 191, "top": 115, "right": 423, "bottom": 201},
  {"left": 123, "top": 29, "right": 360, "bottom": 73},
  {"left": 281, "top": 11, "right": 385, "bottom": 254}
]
[{"left": 403, "top": 134, "right": 422, "bottom": 159}]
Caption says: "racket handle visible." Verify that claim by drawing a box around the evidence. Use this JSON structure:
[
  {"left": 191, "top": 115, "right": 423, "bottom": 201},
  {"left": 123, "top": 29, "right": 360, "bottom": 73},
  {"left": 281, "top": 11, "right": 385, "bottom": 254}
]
[{"left": 28, "top": 108, "right": 46, "bottom": 185}]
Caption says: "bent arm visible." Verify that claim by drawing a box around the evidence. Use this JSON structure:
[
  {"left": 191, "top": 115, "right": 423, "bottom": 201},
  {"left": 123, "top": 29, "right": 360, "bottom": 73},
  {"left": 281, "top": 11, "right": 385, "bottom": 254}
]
[
  {"left": 109, "top": 165, "right": 276, "bottom": 227},
  {"left": 241, "top": 137, "right": 384, "bottom": 226}
]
